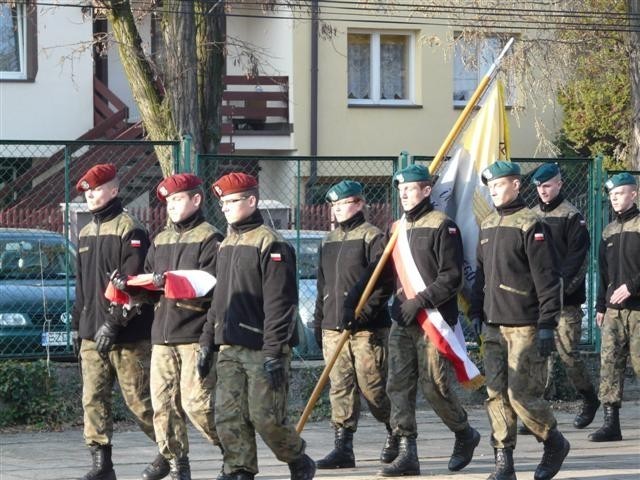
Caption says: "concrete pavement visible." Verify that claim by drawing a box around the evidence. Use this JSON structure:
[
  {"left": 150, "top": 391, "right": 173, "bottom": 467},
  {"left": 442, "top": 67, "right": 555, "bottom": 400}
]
[{"left": 1, "top": 402, "right": 639, "bottom": 480}]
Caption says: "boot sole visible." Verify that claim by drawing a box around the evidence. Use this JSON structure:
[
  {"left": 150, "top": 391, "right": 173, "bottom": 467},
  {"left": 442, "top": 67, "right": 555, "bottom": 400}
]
[
  {"left": 377, "top": 469, "right": 420, "bottom": 477},
  {"left": 316, "top": 462, "right": 356, "bottom": 469},
  {"left": 588, "top": 434, "right": 622, "bottom": 442}
]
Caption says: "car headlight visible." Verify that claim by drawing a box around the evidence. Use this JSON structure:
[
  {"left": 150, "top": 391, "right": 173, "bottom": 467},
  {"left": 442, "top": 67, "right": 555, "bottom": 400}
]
[
  {"left": 0, "top": 313, "right": 31, "bottom": 326},
  {"left": 59, "top": 312, "right": 72, "bottom": 325}
]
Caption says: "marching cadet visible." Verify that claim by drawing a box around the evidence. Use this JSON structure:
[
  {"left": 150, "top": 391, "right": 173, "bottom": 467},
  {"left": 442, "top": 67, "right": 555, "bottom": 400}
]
[
  {"left": 529, "top": 163, "right": 599, "bottom": 430},
  {"left": 312, "top": 180, "right": 394, "bottom": 469},
  {"left": 590, "top": 172, "right": 640, "bottom": 442},
  {"left": 113, "top": 173, "right": 224, "bottom": 480},
  {"left": 471, "top": 161, "right": 569, "bottom": 480},
  {"left": 379, "top": 164, "right": 480, "bottom": 477},
  {"left": 200, "top": 172, "right": 315, "bottom": 480},
  {"left": 71, "top": 164, "right": 169, "bottom": 480}
]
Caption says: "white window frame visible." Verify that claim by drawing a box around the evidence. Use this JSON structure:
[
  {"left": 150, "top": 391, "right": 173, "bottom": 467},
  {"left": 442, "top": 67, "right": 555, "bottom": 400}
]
[
  {"left": 453, "top": 35, "right": 515, "bottom": 108},
  {"left": 0, "top": 3, "right": 28, "bottom": 80},
  {"left": 348, "top": 30, "right": 416, "bottom": 106}
]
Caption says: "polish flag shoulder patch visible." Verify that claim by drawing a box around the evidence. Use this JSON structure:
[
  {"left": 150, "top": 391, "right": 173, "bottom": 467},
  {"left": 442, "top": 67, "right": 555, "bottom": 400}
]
[
  {"left": 448, "top": 226, "right": 458, "bottom": 235},
  {"left": 130, "top": 239, "right": 142, "bottom": 248},
  {"left": 270, "top": 253, "right": 282, "bottom": 262},
  {"left": 534, "top": 232, "right": 545, "bottom": 241}
]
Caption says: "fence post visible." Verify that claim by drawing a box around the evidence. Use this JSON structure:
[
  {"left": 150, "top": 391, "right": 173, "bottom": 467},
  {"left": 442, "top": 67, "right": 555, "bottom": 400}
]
[
  {"left": 181, "top": 135, "right": 192, "bottom": 173},
  {"left": 64, "top": 144, "right": 72, "bottom": 352},
  {"left": 592, "top": 154, "right": 604, "bottom": 352}
]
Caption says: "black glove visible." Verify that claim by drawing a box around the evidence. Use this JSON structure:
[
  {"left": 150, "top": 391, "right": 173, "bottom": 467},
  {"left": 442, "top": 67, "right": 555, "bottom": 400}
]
[
  {"left": 314, "top": 327, "right": 323, "bottom": 349},
  {"left": 110, "top": 269, "right": 129, "bottom": 292},
  {"left": 398, "top": 298, "right": 422, "bottom": 327},
  {"left": 537, "top": 328, "right": 556, "bottom": 357},
  {"left": 263, "top": 356, "right": 286, "bottom": 390},
  {"left": 71, "top": 330, "right": 81, "bottom": 357},
  {"left": 471, "top": 317, "right": 483, "bottom": 338},
  {"left": 93, "top": 320, "right": 121, "bottom": 355},
  {"left": 197, "top": 346, "right": 214, "bottom": 379},
  {"left": 152, "top": 272, "right": 166, "bottom": 288},
  {"left": 108, "top": 302, "right": 141, "bottom": 323},
  {"left": 339, "top": 306, "right": 358, "bottom": 331}
]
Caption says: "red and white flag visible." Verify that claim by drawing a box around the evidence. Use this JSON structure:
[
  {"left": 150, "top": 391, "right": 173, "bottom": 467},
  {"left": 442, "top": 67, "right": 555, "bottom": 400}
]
[
  {"left": 105, "top": 270, "right": 217, "bottom": 303},
  {"left": 392, "top": 216, "right": 484, "bottom": 389}
]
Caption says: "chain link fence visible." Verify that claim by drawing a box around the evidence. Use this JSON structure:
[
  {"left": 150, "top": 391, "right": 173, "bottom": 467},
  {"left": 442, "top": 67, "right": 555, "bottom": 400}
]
[
  {"left": 0, "top": 140, "right": 179, "bottom": 359},
  {"left": 0, "top": 144, "right": 609, "bottom": 360}
]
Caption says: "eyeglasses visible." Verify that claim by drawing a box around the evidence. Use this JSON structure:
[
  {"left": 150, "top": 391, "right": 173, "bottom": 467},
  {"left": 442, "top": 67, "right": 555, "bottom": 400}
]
[
  {"left": 218, "top": 196, "right": 249, "bottom": 207},
  {"left": 330, "top": 199, "right": 361, "bottom": 207}
]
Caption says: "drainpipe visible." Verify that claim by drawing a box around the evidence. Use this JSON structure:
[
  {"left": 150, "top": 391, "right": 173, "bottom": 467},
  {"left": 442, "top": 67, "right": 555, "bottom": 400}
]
[{"left": 306, "top": 0, "right": 319, "bottom": 204}]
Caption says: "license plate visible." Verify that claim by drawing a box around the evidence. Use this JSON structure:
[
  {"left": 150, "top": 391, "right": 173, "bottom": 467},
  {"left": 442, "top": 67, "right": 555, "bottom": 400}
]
[{"left": 41, "top": 331, "right": 69, "bottom": 346}]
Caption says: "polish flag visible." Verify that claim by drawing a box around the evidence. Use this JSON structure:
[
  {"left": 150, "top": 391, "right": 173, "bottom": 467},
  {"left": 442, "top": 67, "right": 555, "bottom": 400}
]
[{"left": 105, "top": 270, "right": 217, "bottom": 303}]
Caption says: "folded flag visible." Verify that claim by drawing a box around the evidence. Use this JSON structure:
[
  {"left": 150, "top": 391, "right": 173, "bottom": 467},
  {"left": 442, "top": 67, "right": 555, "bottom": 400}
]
[{"left": 105, "top": 270, "right": 217, "bottom": 303}]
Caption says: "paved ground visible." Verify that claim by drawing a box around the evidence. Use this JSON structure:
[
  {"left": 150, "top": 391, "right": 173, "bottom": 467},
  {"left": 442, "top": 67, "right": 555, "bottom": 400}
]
[{"left": 1, "top": 401, "right": 639, "bottom": 480}]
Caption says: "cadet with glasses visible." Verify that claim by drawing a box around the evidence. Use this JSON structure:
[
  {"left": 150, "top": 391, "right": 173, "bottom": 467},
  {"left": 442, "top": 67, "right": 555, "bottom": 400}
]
[{"left": 312, "top": 180, "right": 394, "bottom": 470}]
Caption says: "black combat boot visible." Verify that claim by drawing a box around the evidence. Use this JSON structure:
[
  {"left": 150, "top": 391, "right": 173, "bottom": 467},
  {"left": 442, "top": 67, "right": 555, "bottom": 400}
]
[
  {"left": 217, "top": 471, "right": 254, "bottom": 480},
  {"left": 574, "top": 388, "right": 600, "bottom": 429},
  {"left": 81, "top": 444, "right": 116, "bottom": 480},
  {"left": 486, "top": 448, "right": 516, "bottom": 480},
  {"left": 448, "top": 425, "right": 481, "bottom": 471},
  {"left": 534, "top": 429, "right": 570, "bottom": 480},
  {"left": 588, "top": 405, "right": 622, "bottom": 442},
  {"left": 288, "top": 453, "right": 316, "bottom": 480},
  {"left": 316, "top": 428, "right": 355, "bottom": 469},
  {"left": 378, "top": 436, "right": 420, "bottom": 477},
  {"left": 168, "top": 456, "right": 191, "bottom": 480},
  {"left": 141, "top": 453, "right": 170, "bottom": 480},
  {"left": 380, "top": 424, "right": 399, "bottom": 464}
]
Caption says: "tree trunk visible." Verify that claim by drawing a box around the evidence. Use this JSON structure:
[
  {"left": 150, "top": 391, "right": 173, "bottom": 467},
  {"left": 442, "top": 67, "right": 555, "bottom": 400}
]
[
  {"left": 629, "top": 0, "right": 640, "bottom": 170},
  {"left": 104, "top": 0, "right": 177, "bottom": 176}
]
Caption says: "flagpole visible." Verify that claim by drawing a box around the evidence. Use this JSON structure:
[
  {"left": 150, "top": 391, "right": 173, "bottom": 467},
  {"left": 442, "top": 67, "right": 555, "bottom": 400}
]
[{"left": 296, "top": 37, "right": 514, "bottom": 434}]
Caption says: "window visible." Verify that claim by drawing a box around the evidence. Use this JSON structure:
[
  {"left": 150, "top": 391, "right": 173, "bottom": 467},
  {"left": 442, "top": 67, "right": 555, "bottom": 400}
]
[
  {"left": 348, "top": 31, "right": 414, "bottom": 105},
  {"left": 0, "top": 2, "right": 37, "bottom": 81},
  {"left": 453, "top": 35, "right": 514, "bottom": 107}
]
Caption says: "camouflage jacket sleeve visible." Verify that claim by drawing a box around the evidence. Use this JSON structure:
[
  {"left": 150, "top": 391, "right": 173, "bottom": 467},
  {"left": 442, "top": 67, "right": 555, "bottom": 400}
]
[
  {"left": 313, "top": 243, "right": 325, "bottom": 330},
  {"left": 563, "top": 211, "right": 589, "bottom": 296},
  {"left": 469, "top": 231, "right": 485, "bottom": 321},
  {"left": 359, "top": 231, "right": 394, "bottom": 321},
  {"left": 596, "top": 236, "right": 608, "bottom": 314}
]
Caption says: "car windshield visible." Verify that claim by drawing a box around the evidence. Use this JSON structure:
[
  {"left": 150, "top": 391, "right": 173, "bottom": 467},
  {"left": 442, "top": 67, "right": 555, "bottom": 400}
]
[{"left": 0, "top": 238, "right": 76, "bottom": 280}]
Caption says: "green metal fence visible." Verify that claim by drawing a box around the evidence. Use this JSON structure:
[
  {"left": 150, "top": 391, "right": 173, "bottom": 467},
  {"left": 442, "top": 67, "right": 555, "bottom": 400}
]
[
  {"left": 0, "top": 142, "right": 613, "bottom": 359},
  {"left": 0, "top": 140, "right": 180, "bottom": 359}
]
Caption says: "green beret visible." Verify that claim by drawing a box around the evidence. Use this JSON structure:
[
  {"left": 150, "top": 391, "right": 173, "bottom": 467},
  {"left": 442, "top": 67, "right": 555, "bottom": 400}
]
[
  {"left": 393, "top": 164, "right": 431, "bottom": 188},
  {"left": 531, "top": 163, "right": 560, "bottom": 186},
  {"left": 481, "top": 161, "right": 521, "bottom": 185},
  {"left": 325, "top": 180, "right": 364, "bottom": 202},
  {"left": 605, "top": 172, "right": 637, "bottom": 192}
]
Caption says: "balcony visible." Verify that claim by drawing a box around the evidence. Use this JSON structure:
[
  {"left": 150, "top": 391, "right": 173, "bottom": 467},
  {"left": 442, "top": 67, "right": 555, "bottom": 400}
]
[{"left": 221, "top": 75, "right": 292, "bottom": 153}]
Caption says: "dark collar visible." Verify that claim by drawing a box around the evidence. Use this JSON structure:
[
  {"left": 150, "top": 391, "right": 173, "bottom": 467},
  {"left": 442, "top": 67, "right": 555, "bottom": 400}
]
[
  {"left": 337, "top": 210, "right": 365, "bottom": 232},
  {"left": 538, "top": 193, "right": 564, "bottom": 212},
  {"left": 174, "top": 209, "right": 205, "bottom": 233},
  {"left": 230, "top": 209, "right": 264, "bottom": 234},
  {"left": 91, "top": 197, "right": 123, "bottom": 223},
  {"left": 496, "top": 195, "right": 527, "bottom": 216},
  {"left": 615, "top": 204, "right": 639, "bottom": 223},
  {"left": 405, "top": 196, "right": 433, "bottom": 222}
]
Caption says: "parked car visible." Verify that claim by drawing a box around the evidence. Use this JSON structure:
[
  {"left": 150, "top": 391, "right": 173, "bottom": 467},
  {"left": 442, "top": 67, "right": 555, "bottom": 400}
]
[
  {"left": 280, "top": 230, "right": 326, "bottom": 360},
  {"left": 0, "top": 228, "right": 76, "bottom": 359}
]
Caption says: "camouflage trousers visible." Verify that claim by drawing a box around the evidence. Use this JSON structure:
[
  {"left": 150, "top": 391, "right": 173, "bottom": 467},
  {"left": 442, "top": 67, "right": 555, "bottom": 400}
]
[
  {"left": 322, "top": 328, "right": 390, "bottom": 431},
  {"left": 483, "top": 325, "right": 557, "bottom": 448},
  {"left": 387, "top": 322, "right": 468, "bottom": 437},
  {"left": 216, "top": 345, "right": 305, "bottom": 475},
  {"left": 150, "top": 343, "right": 219, "bottom": 459},
  {"left": 544, "top": 305, "right": 595, "bottom": 394},
  {"left": 598, "top": 308, "right": 640, "bottom": 407},
  {"left": 80, "top": 339, "right": 155, "bottom": 446}
]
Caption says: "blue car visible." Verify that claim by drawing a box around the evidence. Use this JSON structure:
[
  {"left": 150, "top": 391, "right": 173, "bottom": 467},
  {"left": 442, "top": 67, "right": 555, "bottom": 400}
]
[{"left": 0, "top": 228, "right": 76, "bottom": 359}]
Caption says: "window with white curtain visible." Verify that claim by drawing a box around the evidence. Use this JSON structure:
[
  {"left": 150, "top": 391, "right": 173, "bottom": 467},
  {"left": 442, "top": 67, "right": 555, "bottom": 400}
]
[
  {"left": 0, "top": 2, "right": 36, "bottom": 81},
  {"left": 453, "top": 36, "right": 515, "bottom": 107},
  {"left": 348, "top": 31, "right": 414, "bottom": 105}
]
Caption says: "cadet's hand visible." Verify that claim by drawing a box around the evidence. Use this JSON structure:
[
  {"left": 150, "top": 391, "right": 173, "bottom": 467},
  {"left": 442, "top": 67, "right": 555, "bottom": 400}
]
[
  {"left": 110, "top": 270, "right": 129, "bottom": 292},
  {"left": 537, "top": 328, "right": 556, "bottom": 357},
  {"left": 610, "top": 284, "right": 631, "bottom": 305},
  {"left": 71, "top": 330, "right": 81, "bottom": 357},
  {"left": 398, "top": 298, "right": 421, "bottom": 327},
  {"left": 263, "top": 356, "right": 286, "bottom": 390},
  {"left": 471, "top": 317, "right": 483, "bottom": 338},
  {"left": 339, "top": 306, "right": 358, "bottom": 331},
  {"left": 152, "top": 272, "right": 166, "bottom": 288},
  {"left": 93, "top": 320, "right": 120, "bottom": 355},
  {"left": 197, "top": 346, "right": 214, "bottom": 379},
  {"left": 596, "top": 312, "right": 605, "bottom": 328},
  {"left": 314, "top": 327, "right": 323, "bottom": 349}
]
